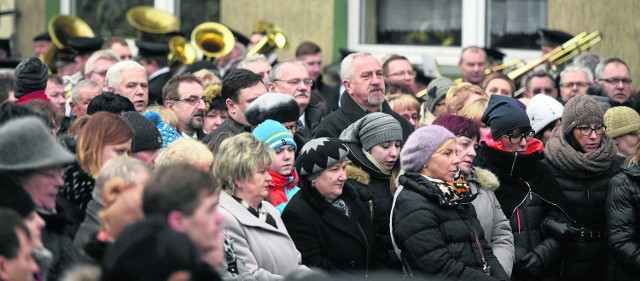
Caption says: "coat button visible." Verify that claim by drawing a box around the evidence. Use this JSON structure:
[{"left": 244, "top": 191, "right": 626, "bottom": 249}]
[{"left": 350, "top": 261, "right": 356, "bottom": 267}]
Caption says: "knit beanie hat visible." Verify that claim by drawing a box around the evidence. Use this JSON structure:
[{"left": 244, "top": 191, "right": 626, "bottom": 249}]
[
  {"left": 482, "top": 95, "right": 531, "bottom": 140},
  {"left": 252, "top": 119, "right": 297, "bottom": 152},
  {"left": 604, "top": 106, "right": 640, "bottom": 139},
  {"left": 143, "top": 110, "right": 181, "bottom": 148},
  {"left": 245, "top": 93, "right": 300, "bottom": 126},
  {"left": 0, "top": 116, "right": 75, "bottom": 170},
  {"left": 123, "top": 112, "right": 163, "bottom": 153},
  {"left": 400, "top": 125, "right": 455, "bottom": 173},
  {"left": 339, "top": 112, "right": 403, "bottom": 151},
  {"left": 14, "top": 57, "right": 49, "bottom": 98},
  {"left": 0, "top": 179, "right": 35, "bottom": 218},
  {"left": 425, "top": 77, "right": 455, "bottom": 112},
  {"left": 526, "top": 94, "right": 564, "bottom": 133},
  {"left": 295, "top": 138, "right": 349, "bottom": 180},
  {"left": 562, "top": 95, "right": 604, "bottom": 136}
]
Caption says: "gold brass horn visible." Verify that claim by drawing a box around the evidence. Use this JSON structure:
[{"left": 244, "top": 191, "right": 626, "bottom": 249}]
[
  {"left": 246, "top": 20, "right": 289, "bottom": 58},
  {"left": 168, "top": 35, "right": 197, "bottom": 68},
  {"left": 40, "top": 15, "right": 95, "bottom": 73},
  {"left": 191, "top": 22, "right": 236, "bottom": 61},
  {"left": 126, "top": 6, "right": 180, "bottom": 42}
]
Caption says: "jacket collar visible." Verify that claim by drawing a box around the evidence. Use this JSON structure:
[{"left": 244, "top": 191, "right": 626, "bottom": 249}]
[{"left": 219, "top": 192, "right": 288, "bottom": 235}]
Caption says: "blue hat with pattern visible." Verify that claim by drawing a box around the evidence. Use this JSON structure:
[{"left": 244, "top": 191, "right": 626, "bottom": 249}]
[{"left": 252, "top": 119, "right": 297, "bottom": 152}]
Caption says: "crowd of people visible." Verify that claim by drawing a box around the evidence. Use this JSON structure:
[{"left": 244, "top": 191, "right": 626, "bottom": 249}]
[{"left": 1, "top": 25, "right": 640, "bottom": 281}]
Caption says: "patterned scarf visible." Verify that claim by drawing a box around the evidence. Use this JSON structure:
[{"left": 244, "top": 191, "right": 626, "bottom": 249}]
[
  {"left": 545, "top": 126, "right": 615, "bottom": 178},
  {"left": 328, "top": 198, "right": 351, "bottom": 217}
]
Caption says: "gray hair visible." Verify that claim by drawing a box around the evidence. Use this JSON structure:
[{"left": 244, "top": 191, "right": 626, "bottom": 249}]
[
  {"left": 93, "top": 156, "right": 151, "bottom": 203},
  {"left": 594, "top": 57, "right": 630, "bottom": 79},
  {"left": 105, "top": 60, "right": 145, "bottom": 90},
  {"left": 573, "top": 52, "right": 602, "bottom": 78},
  {"left": 268, "top": 60, "right": 306, "bottom": 83},
  {"left": 340, "top": 52, "right": 375, "bottom": 82},
  {"left": 237, "top": 54, "right": 268, "bottom": 69},
  {"left": 71, "top": 80, "right": 101, "bottom": 104},
  {"left": 560, "top": 65, "right": 593, "bottom": 84},
  {"left": 84, "top": 50, "right": 121, "bottom": 76}
]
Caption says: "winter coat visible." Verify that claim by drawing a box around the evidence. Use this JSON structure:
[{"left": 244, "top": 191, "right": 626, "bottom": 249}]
[
  {"left": 60, "top": 161, "right": 95, "bottom": 227},
  {"left": 40, "top": 197, "right": 81, "bottom": 281},
  {"left": 468, "top": 167, "right": 515, "bottom": 277},
  {"left": 294, "top": 103, "right": 325, "bottom": 151},
  {"left": 219, "top": 192, "right": 309, "bottom": 281},
  {"left": 607, "top": 160, "right": 640, "bottom": 281},
  {"left": 390, "top": 172, "right": 509, "bottom": 280},
  {"left": 203, "top": 117, "right": 251, "bottom": 154},
  {"left": 312, "top": 91, "right": 414, "bottom": 141},
  {"left": 73, "top": 199, "right": 101, "bottom": 249},
  {"left": 475, "top": 141, "right": 574, "bottom": 281},
  {"left": 281, "top": 180, "right": 379, "bottom": 277}
]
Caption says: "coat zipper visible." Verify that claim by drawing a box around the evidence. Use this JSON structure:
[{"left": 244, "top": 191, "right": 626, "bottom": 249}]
[{"left": 356, "top": 222, "right": 370, "bottom": 278}]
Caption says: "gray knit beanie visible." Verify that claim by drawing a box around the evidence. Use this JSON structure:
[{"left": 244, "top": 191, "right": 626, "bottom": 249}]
[
  {"left": 400, "top": 125, "right": 455, "bottom": 173},
  {"left": 562, "top": 95, "right": 604, "bottom": 136},
  {"left": 14, "top": 57, "right": 49, "bottom": 98},
  {"left": 339, "top": 112, "right": 403, "bottom": 151},
  {"left": 425, "top": 77, "right": 454, "bottom": 112}
]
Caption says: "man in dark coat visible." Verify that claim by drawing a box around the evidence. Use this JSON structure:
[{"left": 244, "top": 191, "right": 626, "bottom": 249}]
[{"left": 312, "top": 52, "right": 413, "bottom": 140}]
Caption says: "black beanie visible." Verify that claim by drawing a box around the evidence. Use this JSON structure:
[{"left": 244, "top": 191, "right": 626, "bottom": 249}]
[
  {"left": 245, "top": 93, "right": 301, "bottom": 126},
  {"left": 14, "top": 57, "right": 49, "bottom": 98},
  {"left": 123, "top": 112, "right": 163, "bottom": 153},
  {"left": 0, "top": 178, "right": 35, "bottom": 218},
  {"left": 481, "top": 95, "right": 531, "bottom": 141}
]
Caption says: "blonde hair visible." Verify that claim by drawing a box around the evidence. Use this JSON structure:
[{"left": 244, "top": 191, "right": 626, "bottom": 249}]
[
  {"left": 387, "top": 93, "right": 420, "bottom": 112},
  {"left": 213, "top": 133, "right": 274, "bottom": 195},
  {"left": 155, "top": 138, "right": 214, "bottom": 172},
  {"left": 458, "top": 97, "right": 489, "bottom": 122},
  {"left": 434, "top": 138, "right": 457, "bottom": 155},
  {"left": 630, "top": 142, "right": 640, "bottom": 166},
  {"left": 98, "top": 177, "right": 144, "bottom": 238},
  {"left": 144, "top": 106, "right": 179, "bottom": 129},
  {"left": 445, "top": 82, "right": 487, "bottom": 114}
]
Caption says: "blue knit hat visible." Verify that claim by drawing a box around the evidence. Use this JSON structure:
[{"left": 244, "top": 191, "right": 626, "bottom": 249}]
[
  {"left": 400, "top": 125, "right": 455, "bottom": 173},
  {"left": 252, "top": 119, "right": 297, "bottom": 152},
  {"left": 144, "top": 110, "right": 181, "bottom": 148}
]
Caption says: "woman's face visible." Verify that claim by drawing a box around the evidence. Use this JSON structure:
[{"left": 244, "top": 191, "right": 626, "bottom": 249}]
[
  {"left": 270, "top": 145, "right": 295, "bottom": 176},
  {"left": 101, "top": 139, "right": 132, "bottom": 167},
  {"left": 368, "top": 141, "right": 401, "bottom": 170},
  {"left": 22, "top": 167, "right": 63, "bottom": 211},
  {"left": 234, "top": 163, "right": 272, "bottom": 208},
  {"left": 572, "top": 123, "right": 604, "bottom": 153},
  {"left": 314, "top": 161, "right": 348, "bottom": 200},
  {"left": 203, "top": 109, "right": 228, "bottom": 134},
  {"left": 421, "top": 141, "right": 460, "bottom": 182},
  {"left": 24, "top": 211, "right": 45, "bottom": 249},
  {"left": 456, "top": 136, "right": 477, "bottom": 174}
]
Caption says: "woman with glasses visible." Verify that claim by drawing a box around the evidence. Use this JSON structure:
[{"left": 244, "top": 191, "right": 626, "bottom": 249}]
[
  {"left": 474, "top": 95, "right": 575, "bottom": 281},
  {"left": 542, "top": 95, "right": 620, "bottom": 281}
]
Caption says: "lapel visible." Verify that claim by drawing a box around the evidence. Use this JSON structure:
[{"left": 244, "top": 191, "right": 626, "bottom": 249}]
[
  {"left": 319, "top": 193, "right": 367, "bottom": 248},
  {"left": 219, "top": 193, "right": 288, "bottom": 236}
]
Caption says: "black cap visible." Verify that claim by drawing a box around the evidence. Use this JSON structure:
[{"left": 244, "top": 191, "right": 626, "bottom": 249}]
[
  {"left": 536, "top": 28, "right": 573, "bottom": 47},
  {"left": 485, "top": 47, "right": 505, "bottom": 62},
  {"left": 68, "top": 37, "right": 105, "bottom": 56},
  {"left": 33, "top": 32, "right": 51, "bottom": 42},
  {"left": 135, "top": 40, "right": 170, "bottom": 59},
  {"left": 56, "top": 48, "right": 76, "bottom": 68},
  {"left": 229, "top": 28, "right": 250, "bottom": 46}
]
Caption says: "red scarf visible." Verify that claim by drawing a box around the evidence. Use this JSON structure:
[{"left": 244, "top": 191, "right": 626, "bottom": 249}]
[
  {"left": 268, "top": 168, "right": 299, "bottom": 207},
  {"left": 17, "top": 90, "right": 51, "bottom": 105},
  {"left": 481, "top": 132, "right": 545, "bottom": 155}
]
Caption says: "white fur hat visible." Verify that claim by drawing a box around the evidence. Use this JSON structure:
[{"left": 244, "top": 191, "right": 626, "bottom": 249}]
[{"left": 526, "top": 94, "right": 564, "bottom": 133}]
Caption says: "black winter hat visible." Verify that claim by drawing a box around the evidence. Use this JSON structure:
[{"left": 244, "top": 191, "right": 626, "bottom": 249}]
[
  {"left": 122, "top": 112, "right": 162, "bottom": 153},
  {"left": 0, "top": 178, "right": 35, "bottom": 218},
  {"left": 244, "top": 93, "right": 300, "bottom": 126},
  {"left": 481, "top": 95, "right": 531, "bottom": 141},
  {"left": 13, "top": 57, "right": 49, "bottom": 98},
  {"left": 295, "top": 138, "right": 349, "bottom": 180}
]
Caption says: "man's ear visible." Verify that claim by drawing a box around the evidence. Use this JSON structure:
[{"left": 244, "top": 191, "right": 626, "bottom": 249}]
[
  {"left": 107, "top": 86, "right": 115, "bottom": 93},
  {"left": 226, "top": 98, "right": 236, "bottom": 114},
  {"left": 342, "top": 80, "right": 352, "bottom": 95},
  {"left": 166, "top": 210, "right": 187, "bottom": 233},
  {"left": 267, "top": 82, "right": 276, "bottom": 92},
  {"left": 165, "top": 99, "right": 174, "bottom": 110}
]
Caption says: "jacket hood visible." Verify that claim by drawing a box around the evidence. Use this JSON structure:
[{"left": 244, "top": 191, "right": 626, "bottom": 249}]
[
  {"left": 468, "top": 167, "right": 500, "bottom": 191},
  {"left": 621, "top": 159, "right": 640, "bottom": 178},
  {"left": 347, "top": 164, "right": 370, "bottom": 185}
]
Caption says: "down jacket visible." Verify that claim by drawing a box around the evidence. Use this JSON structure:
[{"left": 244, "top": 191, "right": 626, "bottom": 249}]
[{"left": 391, "top": 172, "right": 508, "bottom": 280}]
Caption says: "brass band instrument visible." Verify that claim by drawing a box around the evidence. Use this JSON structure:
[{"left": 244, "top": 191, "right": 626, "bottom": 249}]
[
  {"left": 453, "top": 59, "right": 526, "bottom": 84},
  {"left": 126, "top": 6, "right": 180, "bottom": 42},
  {"left": 168, "top": 35, "right": 197, "bottom": 69},
  {"left": 191, "top": 22, "right": 236, "bottom": 61},
  {"left": 246, "top": 21, "right": 289, "bottom": 57},
  {"left": 40, "top": 15, "right": 96, "bottom": 73}
]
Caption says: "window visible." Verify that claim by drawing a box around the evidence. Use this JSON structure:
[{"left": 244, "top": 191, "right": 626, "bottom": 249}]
[
  {"left": 487, "top": 0, "right": 547, "bottom": 49},
  {"left": 74, "top": 0, "right": 153, "bottom": 38}
]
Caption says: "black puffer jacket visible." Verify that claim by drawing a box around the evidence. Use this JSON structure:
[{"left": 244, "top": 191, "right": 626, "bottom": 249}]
[
  {"left": 391, "top": 172, "right": 508, "bottom": 280},
  {"left": 607, "top": 160, "right": 640, "bottom": 281},
  {"left": 475, "top": 143, "right": 575, "bottom": 281}
]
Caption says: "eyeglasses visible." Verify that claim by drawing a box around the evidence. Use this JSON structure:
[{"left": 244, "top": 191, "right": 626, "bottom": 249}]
[
  {"left": 505, "top": 130, "right": 535, "bottom": 144},
  {"left": 387, "top": 70, "right": 416, "bottom": 77},
  {"left": 598, "top": 78, "right": 633, "bottom": 85},
  {"left": 532, "top": 88, "right": 554, "bottom": 95},
  {"left": 272, "top": 78, "right": 314, "bottom": 87},
  {"left": 172, "top": 96, "right": 209, "bottom": 105},
  {"left": 560, "top": 82, "right": 591, "bottom": 89},
  {"left": 37, "top": 168, "right": 63, "bottom": 180},
  {"left": 575, "top": 125, "right": 606, "bottom": 136}
]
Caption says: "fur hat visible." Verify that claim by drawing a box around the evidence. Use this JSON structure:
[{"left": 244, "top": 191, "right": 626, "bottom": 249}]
[
  {"left": 252, "top": 119, "right": 297, "bottom": 152},
  {"left": 13, "top": 57, "right": 49, "bottom": 98},
  {"left": 482, "top": 95, "right": 531, "bottom": 140},
  {"left": 295, "top": 138, "right": 349, "bottom": 180},
  {"left": 0, "top": 179, "right": 35, "bottom": 218},
  {"left": 0, "top": 116, "right": 75, "bottom": 170},
  {"left": 425, "top": 77, "right": 455, "bottom": 112},
  {"left": 245, "top": 93, "right": 300, "bottom": 126},
  {"left": 604, "top": 106, "right": 640, "bottom": 139},
  {"left": 123, "top": 112, "right": 163, "bottom": 153},
  {"left": 526, "top": 94, "right": 564, "bottom": 133},
  {"left": 339, "top": 112, "right": 403, "bottom": 151},
  {"left": 400, "top": 125, "right": 455, "bottom": 173},
  {"left": 562, "top": 95, "right": 604, "bottom": 136},
  {"left": 144, "top": 110, "right": 181, "bottom": 148}
]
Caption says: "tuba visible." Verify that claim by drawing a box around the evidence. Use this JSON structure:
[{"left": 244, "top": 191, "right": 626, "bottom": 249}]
[
  {"left": 40, "top": 15, "right": 95, "bottom": 73},
  {"left": 246, "top": 21, "right": 289, "bottom": 57},
  {"left": 126, "top": 6, "right": 180, "bottom": 42},
  {"left": 191, "top": 22, "right": 236, "bottom": 61}
]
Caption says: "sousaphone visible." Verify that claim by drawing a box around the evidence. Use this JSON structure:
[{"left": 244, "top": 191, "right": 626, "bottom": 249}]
[
  {"left": 126, "top": 6, "right": 180, "bottom": 42},
  {"left": 40, "top": 15, "right": 95, "bottom": 73},
  {"left": 191, "top": 22, "right": 236, "bottom": 61}
]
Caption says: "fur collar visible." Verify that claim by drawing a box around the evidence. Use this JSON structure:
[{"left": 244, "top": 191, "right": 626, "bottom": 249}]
[
  {"left": 347, "top": 164, "right": 370, "bottom": 185},
  {"left": 470, "top": 167, "right": 500, "bottom": 191}
]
